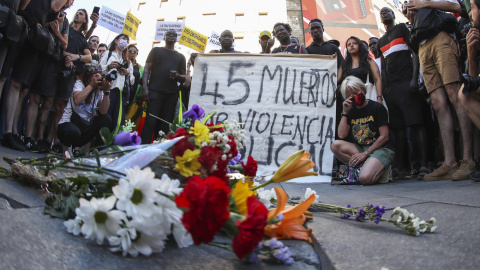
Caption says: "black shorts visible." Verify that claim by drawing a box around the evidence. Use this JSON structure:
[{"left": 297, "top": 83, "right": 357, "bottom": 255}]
[
  {"left": 29, "top": 55, "right": 60, "bottom": 97},
  {"left": 10, "top": 42, "right": 40, "bottom": 87},
  {"left": 55, "top": 73, "right": 76, "bottom": 101},
  {"left": 0, "top": 40, "right": 21, "bottom": 78},
  {"left": 384, "top": 79, "right": 424, "bottom": 129}
]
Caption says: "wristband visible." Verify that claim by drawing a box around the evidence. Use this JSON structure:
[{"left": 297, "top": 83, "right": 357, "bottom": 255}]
[
  {"left": 366, "top": 149, "right": 371, "bottom": 155},
  {"left": 377, "top": 95, "right": 383, "bottom": 100},
  {"left": 104, "top": 91, "right": 110, "bottom": 96},
  {"left": 341, "top": 113, "right": 348, "bottom": 118},
  {"left": 78, "top": 54, "right": 82, "bottom": 61}
]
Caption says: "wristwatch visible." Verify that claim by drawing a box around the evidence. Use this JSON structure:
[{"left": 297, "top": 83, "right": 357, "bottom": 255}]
[
  {"left": 341, "top": 113, "right": 348, "bottom": 118},
  {"left": 104, "top": 91, "right": 110, "bottom": 96}
]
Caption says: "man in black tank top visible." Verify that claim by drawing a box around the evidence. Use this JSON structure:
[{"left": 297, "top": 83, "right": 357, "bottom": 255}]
[{"left": 271, "top": 22, "right": 307, "bottom": 54}]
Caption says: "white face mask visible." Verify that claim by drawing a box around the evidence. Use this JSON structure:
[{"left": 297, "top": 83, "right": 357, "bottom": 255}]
[{"left": 118, "top": 39, "right": 128, "bottom": 50}]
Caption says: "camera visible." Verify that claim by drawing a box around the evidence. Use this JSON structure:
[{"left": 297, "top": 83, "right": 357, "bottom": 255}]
[
  {"left": 100, "top": 70, "right": 118, "bottom": 83},
  {"left": 119, "top": 60, "right": 129, "bottom": 69},
  {"left": 460, "top": 73, "right": 480, "bottom": 94}
]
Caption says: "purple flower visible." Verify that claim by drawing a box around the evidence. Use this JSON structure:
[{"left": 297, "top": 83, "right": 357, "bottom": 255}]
[
  {"left": 248, "top": 251, "right": 260, "bottom": 264},
  {"left": 114, "top": 131, "right": 141, "bottom": 146},
  {"left": 182, "top": 104, "right": 205, "bottom": 123},
  {"left": 273, "top": 247, "right": 293, "bottom": 264}
]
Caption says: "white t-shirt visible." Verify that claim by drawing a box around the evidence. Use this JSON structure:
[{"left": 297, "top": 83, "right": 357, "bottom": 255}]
[{"left": 59, "top": 80, "right": 104, "bottom": 125}]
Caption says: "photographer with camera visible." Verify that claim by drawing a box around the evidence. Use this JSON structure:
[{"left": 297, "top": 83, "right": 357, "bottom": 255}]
[
  {"left": 459, "top": 0, "right": 480, "bottom": 181},
  {"left": 99, "top": 33, "right": 134, "bottom": 131},
  {"left": 57, "top": 63, "right": 112, "bottom": 153}
]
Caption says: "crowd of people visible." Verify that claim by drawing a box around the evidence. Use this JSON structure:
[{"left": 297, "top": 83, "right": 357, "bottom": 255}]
[{"left": 0, "top": 0, "right": 479, "bottom": 184}]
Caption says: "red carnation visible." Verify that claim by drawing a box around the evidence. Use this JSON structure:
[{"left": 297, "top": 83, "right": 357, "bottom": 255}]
[
  {"left": 171, "top": 137, "right": 195, "bottom": 158},
  {"left": 242, "top": 156, "right": 258, "bottom": 177},
  {"left": 206, "top": 122, "right": 224, "bottom": 133},
  {"left": 233, "top": 196, "right": 269, "bottom": 259},
  {"left": 227, "top": 135, "right": 238, "bottom": 158},
  {"left": 198, "top": 146, "right": 221, "bottom": 171},
  {"left": 211, "top": 157, "right": 229, "bottom": 183},
  {"left": 175, "top": 175, "right": 231, "bottom": 245},
  {"left": 168, "top": 127, "right": 188, "bottom": 139}
]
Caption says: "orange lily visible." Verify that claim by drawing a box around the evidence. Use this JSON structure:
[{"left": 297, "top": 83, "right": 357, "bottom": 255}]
[
  {"left": 264, "top": 187, "right": 316, "bottom": 241},
  {"left": 251, "top": 150, "right": 318, "bottom": 191}
]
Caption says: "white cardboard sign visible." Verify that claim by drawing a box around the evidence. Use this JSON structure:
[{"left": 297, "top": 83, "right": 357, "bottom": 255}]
[
  {"left": 154, "top": 21, "right": 185, "bottom": 41},
  {"left": 190, "top": 54, "right": 337, "bottom": 183},
  {"left": 97, "top": 6, "right": 126, "bottom": 34},
  {"left": 207, "top": 31, "right": 221, "bottom": 49}
]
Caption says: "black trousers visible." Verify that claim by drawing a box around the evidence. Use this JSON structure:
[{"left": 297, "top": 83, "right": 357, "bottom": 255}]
[
  {"left": 140, "top": 91, "right": 178, "bottom": 144},
  {"left": 58, "top": 113, "right": 112, "bottom": 147}
]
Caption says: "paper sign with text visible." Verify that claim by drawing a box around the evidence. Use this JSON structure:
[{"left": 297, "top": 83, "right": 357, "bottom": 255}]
[
  {"left": 122, "top": 12, "right": 140, "bottom": 40},
  {"left": 207, "top": 31, "right": 221, "bottom": 49},
  {"left": 154, "top": 21, "right": 185, "bottom": 41},
  {"left": 179, "top": 26, "right": 208, "bottom": 52},
  {"left": 190, "top": 54, "right": 337, "bottom": 183},
  {"left": 97, "top": 6, "right": 126, "bottom": 34}
]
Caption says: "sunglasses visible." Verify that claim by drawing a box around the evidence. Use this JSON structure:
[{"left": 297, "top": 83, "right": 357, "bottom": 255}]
[{"left": 128, "top": 50, "right": 138, "bottom": 54}]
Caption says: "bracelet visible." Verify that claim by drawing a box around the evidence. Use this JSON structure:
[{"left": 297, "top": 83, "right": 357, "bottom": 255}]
[
  {"left": 366, "top": 149, "right": 372, "bottom": 155},
  {"left": 377, "top": 95, "right": 383, "bottom": 99},
  {"left": 78, "top": 54, "right": 82, "bottom": 61},
  {"left": 104, "top": 91, "right": 110, "bottom": 96},
  {"left": 341, "top": 113, "right": 348, "bottom": 118},
  {"left": 186, "top": 70, "right": 191, "bottom": 73}
]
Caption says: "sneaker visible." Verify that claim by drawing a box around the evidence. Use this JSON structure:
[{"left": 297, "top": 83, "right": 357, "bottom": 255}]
[
  {"left": 1, "top": 133, "right": 26, "bottom": 151},
  {"left": 392, "top": 168, "right": 408, "bottom": 180},
  {"left": 51, "top": 141, "right": 63, "bottom": 154},
  {"left": 423, "top": 163, "right": 458, "bottom": 181},
  {"left": 417, "top": 167, "right": 431, "bottom": 180},
  {"left": 24, "top": 137, "right": 36, "bottom": 152},
  {"left": 451, "top": 160, "right": 476, "bottom": 181},
  {"left": 36, "top": 139, "right": 51, "bottom": 153},
  {"left": 471, "top": 170, "right": 480, "bottom": 182}
]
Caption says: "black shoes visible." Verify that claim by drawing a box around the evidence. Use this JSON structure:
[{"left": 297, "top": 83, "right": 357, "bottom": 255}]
[{"left": 1, "top": 133, "right": 26, "bottom": 152}]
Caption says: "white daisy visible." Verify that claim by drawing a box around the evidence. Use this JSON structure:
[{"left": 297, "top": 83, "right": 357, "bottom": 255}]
[
  {"left": 157, "top": 174, "right": 182, "bottom": 196},
  {"left": 64, "top": 215, "right": 83, "bottom": 236},
  {"left": 127, "top": 219, "right": 168, "bottom": 256},
  {"left": 78, "top": 196, "right": 126, "bottom": 245},
  {"left": 112, "top": 166, "right": 162, "bottom": 220},
  {"left": 256, "top": 186, "right": 277, "bottom": 209},
  {"left": 109, "top": 224, "right": 137, "bottom": 257},
  {"left": 304, "top": 188, "right": 320, "bottom": 203},
  {"left": 172, "top": 223, "right": 193, "bottom": 248}
]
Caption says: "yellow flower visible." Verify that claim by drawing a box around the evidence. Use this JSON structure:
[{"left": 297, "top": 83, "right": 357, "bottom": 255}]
[
  {"left": 175, "top": 149, "right": 202, "bottom": 177},
  {"left": 251, "top": 150, "right": 317, "bottom": 191},
  {"left": 231, "top": 179, "right": 256, "bottom": 215},
  {"left": 189, "top": 120, "right": 211, "bottom": 146}
]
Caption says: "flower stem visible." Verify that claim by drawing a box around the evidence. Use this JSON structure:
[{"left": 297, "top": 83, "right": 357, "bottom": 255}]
[{"left": 250, "top": 180, "right": 272, "bottom": 191}]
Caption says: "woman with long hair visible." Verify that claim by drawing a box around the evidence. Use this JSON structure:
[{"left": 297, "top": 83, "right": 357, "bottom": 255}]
[
  {"left": 57, "top": 62, "right": 113, "bottom": 152},
  {"left": 99, "top": 33, "right": 134, "bottom": 131},
  {"left": 338, "top": 36, "right": 383, "bottom": 104}
]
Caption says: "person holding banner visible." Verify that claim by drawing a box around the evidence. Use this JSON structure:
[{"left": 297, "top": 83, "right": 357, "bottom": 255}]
[
  {"left": 99, "top": 33, "right": 134, "bottom": 131},
  {"left": 331, "top": 76, "right": 394, "bottom": 185},
  {"left": 218, "top": 30, "right": 242, "bottom": 53},
  {"left": 140, "top": 30, "right": 186, "bottom": 144},
  {"left": 271, "top": 23, "right": 307, "bottom": 54}
]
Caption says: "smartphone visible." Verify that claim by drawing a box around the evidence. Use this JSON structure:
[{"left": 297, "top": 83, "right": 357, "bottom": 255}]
[{"left": 92, "top": 6, "right": 100, "bottom": 15}]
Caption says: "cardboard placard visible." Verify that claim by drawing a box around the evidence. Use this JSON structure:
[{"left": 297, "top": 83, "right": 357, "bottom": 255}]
[
  {"left": 179, "top": 26, "right": 208, "bottom": 52},
  {"left": 97, "top": 6, "right": 126, "bottom": 34},
  {"left": 154, "top": 21, "right": 185, "bottom": 41},
  {"left": 122, "top": 12, "right": 140, "bottom": 40},
  {"left": 190, "top": 54, "right": 337, "bottom": 183}
]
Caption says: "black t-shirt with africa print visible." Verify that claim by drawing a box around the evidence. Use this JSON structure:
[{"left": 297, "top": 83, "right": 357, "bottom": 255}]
[{"left": 346, "top": 101, "right": 391, "bottom": 147}]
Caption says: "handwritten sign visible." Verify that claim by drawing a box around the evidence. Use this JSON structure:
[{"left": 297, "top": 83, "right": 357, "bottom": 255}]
[
  {"left": 207, "top": 31, "right": 221, "bottom": 49},
  {"left": 122, "top": 12, "right": 140, "bottom": 40},
  {"left": 179, "top": 26, "right": 208, "bottom": 52},
  {"left": 190, "top": 54, "right": 337, "bottom": 183},
  {"left": 154, "top": 21, "right": 185, "bottom": 41},
  {"left": 97, "top": 6, "right": 126, "bottom": 34}
]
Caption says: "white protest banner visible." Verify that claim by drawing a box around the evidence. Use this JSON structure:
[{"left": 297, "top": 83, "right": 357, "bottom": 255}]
[
  {"left": 97, "top": 6, "right": 126, "bottom": 34},
  {"left": 207, "top": 31, "right": 221, "bottom": 49},
  {"left": 154, "top": 21, "right": 185, "bottom": 41},
  {"left": 190, "top": 54, "right": 337, "bottom": 183}
]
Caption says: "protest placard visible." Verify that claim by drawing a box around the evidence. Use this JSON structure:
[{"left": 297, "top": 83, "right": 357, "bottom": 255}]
[
  {"left": 122, "top": 12, "right": 140, "bottom": 40},
  {"left": 179, "top": 26, "right": 208, "bottom": 52},
  {"left": 154, "top": 21, "right": 185, "bottom": 41},
  {"left": 190, "top": 54, "right": 337, "bottom": 183},
  {"left": 207, "top": 31, "right": 221, "bottom": 49},
  {"left": 97, "top": 6, "right": 126, "bottom": 34}
]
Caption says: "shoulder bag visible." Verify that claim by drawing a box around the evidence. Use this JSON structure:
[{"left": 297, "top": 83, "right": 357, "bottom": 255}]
[{"left": 410, "top": 8, "right": 457, "bottom": 52}]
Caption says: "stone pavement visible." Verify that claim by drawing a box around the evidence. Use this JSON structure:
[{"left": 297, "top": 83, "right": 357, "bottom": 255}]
[{"left": 1, "top": 146, "right": 480, "bottom": 269}]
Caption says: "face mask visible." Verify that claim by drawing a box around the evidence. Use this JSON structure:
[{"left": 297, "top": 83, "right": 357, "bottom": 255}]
[
  {"left": 118, "top": 39, "right": 128, "bottom": 50},
  {"left": 352, "top": 92, "right": 366, "bottom": 106}
]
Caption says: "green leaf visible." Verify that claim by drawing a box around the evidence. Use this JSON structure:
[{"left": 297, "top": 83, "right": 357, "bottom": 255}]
[
  {"left": 100, "top": 127, "right": 111, "bottom": 145},
  {"left": 202, "top": 107, "right": 220, "bottom": 124}
]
